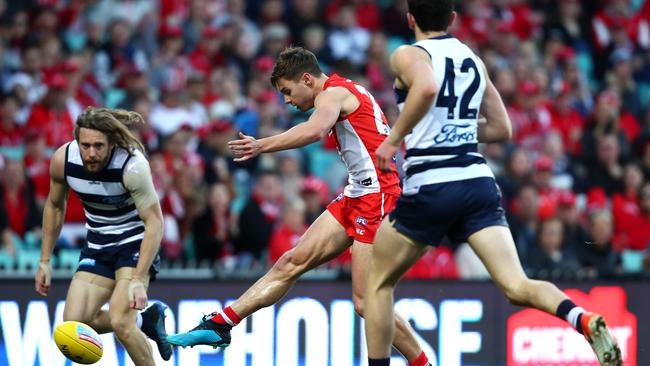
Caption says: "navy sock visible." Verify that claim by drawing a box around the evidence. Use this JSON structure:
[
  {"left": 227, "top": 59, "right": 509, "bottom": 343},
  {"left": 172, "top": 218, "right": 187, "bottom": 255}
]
[
  {"left": 369, "top": 358, "right": 390, "bottom": 366},
  {"left": 556, "top": 299, "right": 585, "bottom": 334}
]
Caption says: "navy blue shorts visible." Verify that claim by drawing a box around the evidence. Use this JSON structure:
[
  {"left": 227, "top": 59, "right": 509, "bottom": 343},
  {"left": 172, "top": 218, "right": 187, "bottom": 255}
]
[
  {"left": 389, "top": 177, "right": 508, "bottom": 246},
  {"left": 76, "top": 242, "right": 160, "bottom": 281}
]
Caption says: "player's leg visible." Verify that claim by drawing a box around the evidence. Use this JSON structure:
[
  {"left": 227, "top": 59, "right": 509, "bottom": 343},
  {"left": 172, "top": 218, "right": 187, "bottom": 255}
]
[
  {"left": 62, "top": 271, "right": 114, "bottom": 333},
  {"left": 351, "top": 241, "right": 429, "bottom": 365},
  {"left": 468, "top": 225, "right": 621, "bottom": 365},
  {"left": 167, "top": 209, "right": 353, "bottom": 347},
  {"left": 108, "top": 267, "right": 154, "bottom": 366},
  {"left": 231, "top": 210, "right": 352, "bottom": 317},
  {"left": 364, "top": 219, "right": 428, "bottom": 363}
]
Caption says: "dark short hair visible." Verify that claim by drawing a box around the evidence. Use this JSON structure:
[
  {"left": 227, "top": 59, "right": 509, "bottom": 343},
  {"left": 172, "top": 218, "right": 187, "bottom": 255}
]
[
  {"left": 407, "top": 0, "right": 454, "bottom": 32},
  {"left": 270, "top": 47, "right": 323, "bottom": 88}
]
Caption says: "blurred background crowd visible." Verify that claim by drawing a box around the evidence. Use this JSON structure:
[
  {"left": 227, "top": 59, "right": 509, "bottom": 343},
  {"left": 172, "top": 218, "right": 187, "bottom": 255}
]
[{"left": 0, "top": 0, "right": 649, "bottom": 281}]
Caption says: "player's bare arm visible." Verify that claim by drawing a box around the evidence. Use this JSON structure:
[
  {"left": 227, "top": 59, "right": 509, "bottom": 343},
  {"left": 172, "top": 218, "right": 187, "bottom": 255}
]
[
  {"left": 477, "top": 60, "right": 512, "bottom": 143},
  {"left": 228, "top": 87, "right": 350, "bottom": 161},
  {"left": 376, "top": 45, "right": 438, "bottom": 172},
  {"left": 35, "top": 145, "right": 69, "bottom": 296},
  {"left": 123, "top": 159, "right": 163, "bottom": 310}
]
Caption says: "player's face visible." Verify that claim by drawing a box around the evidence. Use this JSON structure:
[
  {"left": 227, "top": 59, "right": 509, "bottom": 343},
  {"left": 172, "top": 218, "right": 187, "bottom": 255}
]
[
  {"left": 78, "top": 128, "right": 113, "bottom": 173},
  {"left": 276, "top": 76, "right": 315, "bottom": 112}
]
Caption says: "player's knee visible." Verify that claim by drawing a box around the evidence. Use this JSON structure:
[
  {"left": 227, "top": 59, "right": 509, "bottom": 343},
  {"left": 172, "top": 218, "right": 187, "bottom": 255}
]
[
  {"left": 275, "top": 247, "right": 310, "bottom": 278},
  {"left": 502, "top": 279, "right": 530, "bottom": 305},
  {"left": 110, "top": 314, "right": 135, "bottom": 339}
]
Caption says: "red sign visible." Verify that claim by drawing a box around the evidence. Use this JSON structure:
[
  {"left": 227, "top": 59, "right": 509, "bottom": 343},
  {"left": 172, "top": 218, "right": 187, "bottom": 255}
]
[{"left": 507, "top": 287, "right": 637, "bottom": 365}]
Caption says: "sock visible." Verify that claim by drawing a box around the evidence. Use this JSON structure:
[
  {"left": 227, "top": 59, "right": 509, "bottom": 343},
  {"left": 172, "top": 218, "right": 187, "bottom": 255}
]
[
  {"left": 136, "top": 313, "right": 143, "bottom": 329},
  {"left": 368, "top": 358, "right": 390, "bottom": 366},
  {"left": 409, "top": 352, "right": 429, "bottom": 366},
  {"left": 556, "top": 299, "right": 585, "bottom": 334},
  {"left": 210, "top": 306, "right": 241, "bottom": 327}
]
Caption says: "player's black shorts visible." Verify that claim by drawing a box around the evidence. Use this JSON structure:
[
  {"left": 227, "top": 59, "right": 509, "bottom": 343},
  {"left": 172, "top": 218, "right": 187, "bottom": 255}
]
[
  {"left": 76, "top": 241, "right": 160, "bottom": 281},
  {"left": 389, "top": 177, "right": 508, "bottom": 246}
]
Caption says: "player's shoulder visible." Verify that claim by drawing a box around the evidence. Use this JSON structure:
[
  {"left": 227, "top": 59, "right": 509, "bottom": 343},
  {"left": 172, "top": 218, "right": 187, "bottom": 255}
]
[
  {"left": 50, "top": 142, "right": 71, "bottom": 181},
  {"left": 390, "top": 44, "right": 431, "bottom": 68}
]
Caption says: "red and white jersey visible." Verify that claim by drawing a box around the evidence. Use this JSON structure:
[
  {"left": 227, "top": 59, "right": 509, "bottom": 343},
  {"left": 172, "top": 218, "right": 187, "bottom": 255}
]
[{"left": 323, "top": 74, "right": 401, "bottom": 198}]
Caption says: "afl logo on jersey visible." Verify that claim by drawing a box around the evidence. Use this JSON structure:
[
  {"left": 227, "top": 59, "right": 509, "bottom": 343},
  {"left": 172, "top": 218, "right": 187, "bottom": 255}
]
[
  {"left": 434, "top": 124, "right": 476, "bottom": 144},
  {"left": 355, "top": 216, "right": 368, "bottom": 226}
]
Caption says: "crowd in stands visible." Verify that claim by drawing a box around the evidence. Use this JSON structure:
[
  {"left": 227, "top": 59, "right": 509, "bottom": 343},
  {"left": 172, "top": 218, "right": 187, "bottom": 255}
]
[{"left": 0, "top": 0, "right": 649, "bottom": 281}]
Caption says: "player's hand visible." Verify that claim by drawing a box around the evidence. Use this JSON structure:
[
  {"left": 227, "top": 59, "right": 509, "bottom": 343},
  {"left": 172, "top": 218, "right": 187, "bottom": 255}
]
[
  {"left": 375, "top": 139, "right": 398, "bottom": 172},
  {"left": 35, "top": 261, "right": 52, "bottom": 296},
  {"left": 128, "top": 279, "right": 148, "bottom": 310},
  {"left": 228, "top": 132, "right": 262, "bottom": 162}
]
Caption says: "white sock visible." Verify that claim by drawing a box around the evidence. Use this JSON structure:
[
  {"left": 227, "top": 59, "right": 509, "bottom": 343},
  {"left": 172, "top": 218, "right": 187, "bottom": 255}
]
[
  {"left": 136, "top": 312, "right": 143, "bottom": 328},
  {"left": 567, "top": 306, "right": 585, "bottom": 328}
]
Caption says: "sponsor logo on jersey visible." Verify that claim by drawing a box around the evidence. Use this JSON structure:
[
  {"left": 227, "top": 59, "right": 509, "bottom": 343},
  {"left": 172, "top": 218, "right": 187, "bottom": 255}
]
[
  {"left": 433, "top": 124, "right": 476, "bottom": 144},
  {"left": 355, "top": 216, "right": 368, "bottom": 226},
  {"left": 360, "top": 178, "right": 372, "bottom": 186}
]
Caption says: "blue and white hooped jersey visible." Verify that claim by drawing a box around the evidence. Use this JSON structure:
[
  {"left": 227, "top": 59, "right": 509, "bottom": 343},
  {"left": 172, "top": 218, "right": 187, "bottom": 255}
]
[
  {"left": 64, "top": 141, "right": 146, "bottom": 252},
  {"left": 396, "top": 34, "right": 494, "bottom": 195}
]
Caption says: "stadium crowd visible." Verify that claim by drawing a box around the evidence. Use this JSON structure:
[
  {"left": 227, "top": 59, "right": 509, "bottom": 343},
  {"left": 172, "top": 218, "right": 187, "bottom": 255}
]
[{"left": 0, "top": 0, "right": 649, "bottom": 281}]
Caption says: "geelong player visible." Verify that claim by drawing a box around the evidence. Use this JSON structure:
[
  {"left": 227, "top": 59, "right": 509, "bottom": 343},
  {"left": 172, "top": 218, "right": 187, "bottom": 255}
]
[
  {"left": 35, "top": 108, "right": 172, "bottom": 364},
  {"left": 168, "top": 47, "right": 431, "bottom": 366},
  {"left": 363, "top": 1, "right": 621, "bottom": 366}
]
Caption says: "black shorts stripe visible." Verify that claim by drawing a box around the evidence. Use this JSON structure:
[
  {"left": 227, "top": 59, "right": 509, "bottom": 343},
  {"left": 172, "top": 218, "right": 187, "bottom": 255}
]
[
  {"left": 405, "top": 155, "right": 486, "bottom": 177},
  {"left": 405, "top": 143, "right": 478, "bottom": 159}
]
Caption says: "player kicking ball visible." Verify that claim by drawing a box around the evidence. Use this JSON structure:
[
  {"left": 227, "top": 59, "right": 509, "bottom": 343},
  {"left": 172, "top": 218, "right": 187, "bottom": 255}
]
[{"left": 167, "top": 47, "right": 433, "bottom": 366}]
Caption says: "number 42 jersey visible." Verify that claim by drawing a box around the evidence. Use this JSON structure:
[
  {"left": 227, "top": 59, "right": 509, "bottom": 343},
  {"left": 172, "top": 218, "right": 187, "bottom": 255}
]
[{"left": 397, "top": 34, "right": 494, "bottom": 195}]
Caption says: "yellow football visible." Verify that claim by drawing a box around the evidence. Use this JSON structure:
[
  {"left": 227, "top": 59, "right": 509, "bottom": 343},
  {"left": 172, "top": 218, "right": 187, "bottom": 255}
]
[{"left": 53, "top": 321, "right": 103, "bottom": 364}]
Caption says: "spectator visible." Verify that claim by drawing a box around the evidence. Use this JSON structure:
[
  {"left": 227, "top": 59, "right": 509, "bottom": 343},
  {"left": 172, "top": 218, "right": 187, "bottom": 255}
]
[
  {"left": 549, "top": 81, "right": 586, "bottom": 156},
  {"left": 288, "top": 0, "right": 325, "bottom": 39},
  {"left": 612, "top": 163, "right": 644, "bottom": 250},
  {"left": 196, "top": 119, "right": 236, "bottom": 185},
  {"left": 193, "top": 182, "right": 234, "bottom": 264},
  {"left": 236, "top": 170, "right": 283, "bottom": 261},
  {"left": 300, "top": 175, "right": 329, "bottom": 225},
  {"left": 507, "top": 184, "right": 539, "bottom": 267},
  {"left": 577, "top": 210, "right": 622, "bottom": 279},
  {"left": 268, "top": 199, "right": 308, "bottom": 264},
  {"left": 556, "top": 190, "right": 589, "bottom": 252},
  {"left": 0, "top": 159, "right": 41, "bottom": 255},
  {"left": 0, "top": 94, "right": 23, "bottom": 147},
  {"left": 582, "top": 134, "right": 625, "bottom": 195},
  {"left": 327, "top": 5, "right": 371, "bottom": 69},
  {"left": 623, "top": 181, "right": 650, "bottom": 252},
  {"left": 528, "top": 217, "right": 581, "bottom": 280},
  {"left": 496, "top": 147, "right": 532, "bottom": 207},
  {"left": 116, "top": 66, "right": 150, "bottom": 111},
  {"left": 22, "top": 131, "right": 49, "bottom": 209},
  {"left": 508, "top": 80, "right": 554, "bottom": 154},
  {"left": 25, "top": 73, "right": 75, "bottom": 148},
  {"left": 93, "top": 18, "right": 147, "bottom": 89}
]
